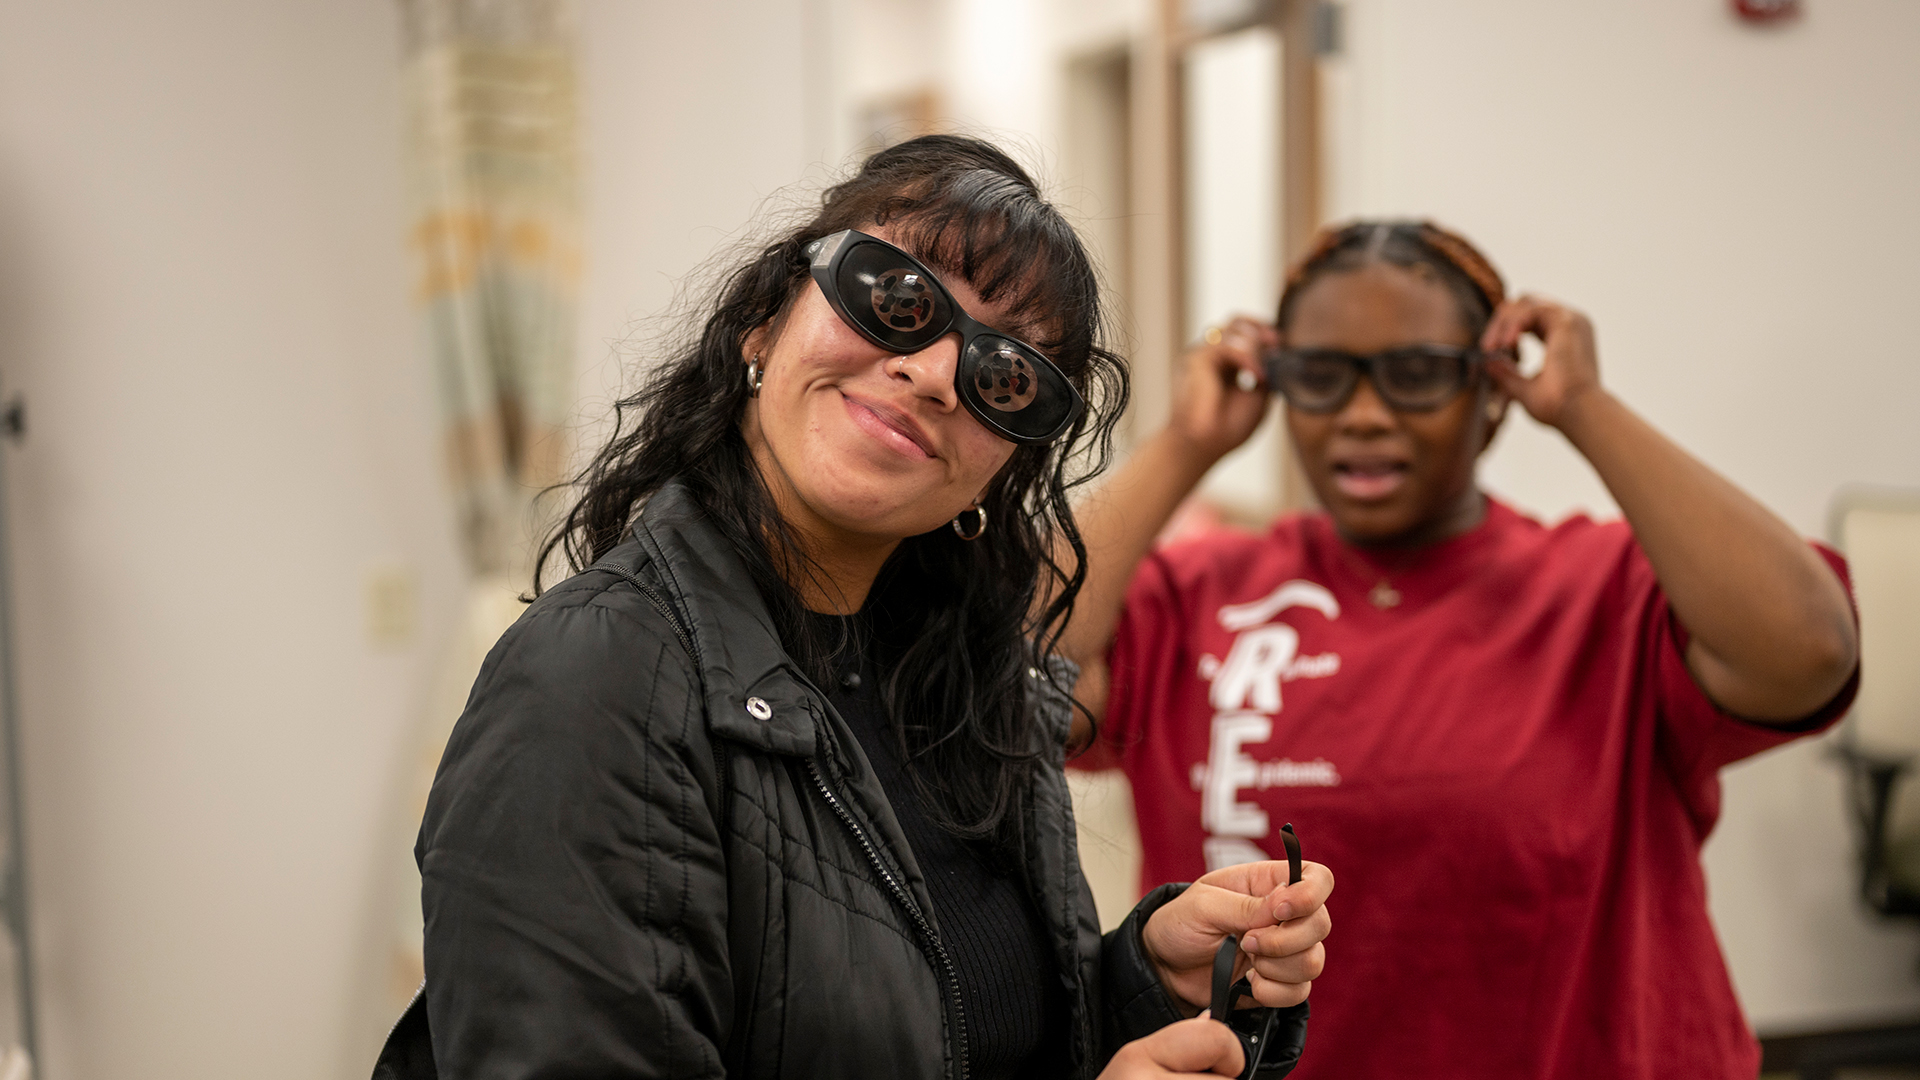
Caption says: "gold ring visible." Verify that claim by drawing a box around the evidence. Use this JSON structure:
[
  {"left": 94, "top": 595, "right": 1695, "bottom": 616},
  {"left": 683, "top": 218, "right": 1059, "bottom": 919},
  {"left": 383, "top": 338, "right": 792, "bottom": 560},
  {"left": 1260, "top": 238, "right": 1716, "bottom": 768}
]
[{"left": 1204, "top": 326, "right": 1224, "bottom": 345}]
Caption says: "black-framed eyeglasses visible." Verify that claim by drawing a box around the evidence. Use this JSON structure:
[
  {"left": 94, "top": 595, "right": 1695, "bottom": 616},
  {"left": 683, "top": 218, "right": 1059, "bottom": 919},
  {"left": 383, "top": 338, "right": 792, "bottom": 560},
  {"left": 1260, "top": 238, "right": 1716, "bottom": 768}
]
[
  {"left": 1207, "top": 823, "right": 1303, "bottom": 1076},
  {"left": 804, "top": 229, "right": 1087, "bottom": 446},
  {"left": 1265, "top": 344, "right": 1485, "bottom": 414}
]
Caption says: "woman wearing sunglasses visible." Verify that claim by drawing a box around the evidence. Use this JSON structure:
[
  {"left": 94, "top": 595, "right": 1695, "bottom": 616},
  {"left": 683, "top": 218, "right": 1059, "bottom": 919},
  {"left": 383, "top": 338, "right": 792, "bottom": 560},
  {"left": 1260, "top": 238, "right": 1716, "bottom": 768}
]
[
  {"left": 372, "top": 136, "right": 1333, "bottom": 1080},
  {"left": 1061, "top": 221, "right": 1858, "bottom": 1079}
]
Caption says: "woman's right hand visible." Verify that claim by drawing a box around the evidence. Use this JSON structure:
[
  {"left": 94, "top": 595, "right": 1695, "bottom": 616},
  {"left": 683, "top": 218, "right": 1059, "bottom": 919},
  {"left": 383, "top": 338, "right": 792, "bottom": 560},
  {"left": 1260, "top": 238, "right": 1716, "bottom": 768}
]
[
  {"left": 1100, "top": 1014, "right": 1245, "bottom": 1078},
  {"left": 1168, "top": 315, "right": 1279, "bottom": 465}
]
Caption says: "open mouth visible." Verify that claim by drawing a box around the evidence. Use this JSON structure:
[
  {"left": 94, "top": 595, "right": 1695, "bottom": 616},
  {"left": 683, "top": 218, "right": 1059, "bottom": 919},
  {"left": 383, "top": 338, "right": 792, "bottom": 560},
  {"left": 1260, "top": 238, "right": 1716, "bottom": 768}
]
[{"left": 1330, "top": 459, "right": 1409, "bottom": 501}]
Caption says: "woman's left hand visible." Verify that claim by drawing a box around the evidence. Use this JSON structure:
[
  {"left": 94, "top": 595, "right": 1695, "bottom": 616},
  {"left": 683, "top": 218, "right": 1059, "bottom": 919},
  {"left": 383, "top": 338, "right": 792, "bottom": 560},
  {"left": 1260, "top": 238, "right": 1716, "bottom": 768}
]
[
  {"left": 1141, "top": 860, "right": 1333, "bottom": 1013},
  {"left": 1480, "top": 294, "right": 1602, "bottom": 430}
]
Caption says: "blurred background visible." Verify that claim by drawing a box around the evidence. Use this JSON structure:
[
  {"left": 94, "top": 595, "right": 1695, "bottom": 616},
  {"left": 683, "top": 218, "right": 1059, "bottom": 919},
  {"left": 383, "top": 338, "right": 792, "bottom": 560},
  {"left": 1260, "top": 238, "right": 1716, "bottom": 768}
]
[{"left": 0, "top": 0, "right": 1916, "bottom": 1078}]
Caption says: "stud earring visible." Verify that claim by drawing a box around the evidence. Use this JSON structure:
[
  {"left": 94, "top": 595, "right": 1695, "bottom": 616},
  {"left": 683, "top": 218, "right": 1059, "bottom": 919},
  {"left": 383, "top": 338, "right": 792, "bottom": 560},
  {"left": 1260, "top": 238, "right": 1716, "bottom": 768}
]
[
  {"left": 951, "top": 504, "right": 988, "bottom": 541},
  {"left": 746, "top": 355, "right": 764, "bottom": 398}
]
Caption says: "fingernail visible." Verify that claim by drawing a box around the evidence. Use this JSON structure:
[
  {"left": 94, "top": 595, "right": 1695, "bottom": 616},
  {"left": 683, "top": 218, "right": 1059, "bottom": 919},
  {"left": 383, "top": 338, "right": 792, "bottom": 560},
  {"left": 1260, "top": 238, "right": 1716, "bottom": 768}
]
[
  {"left": 1241, "top": 930, "right": 1259, "bottom": 951},
  {"left": 1274, "top": 902, "right": 1294, "bottom": 921},
  {"left": 1198, "top": 1008, "right": 1211, "bottom": 1021}
]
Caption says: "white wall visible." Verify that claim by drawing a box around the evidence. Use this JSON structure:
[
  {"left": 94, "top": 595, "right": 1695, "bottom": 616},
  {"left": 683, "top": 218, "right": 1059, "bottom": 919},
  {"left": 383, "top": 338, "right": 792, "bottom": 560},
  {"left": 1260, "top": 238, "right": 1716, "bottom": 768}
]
[
  {"left": 1324, "top": 0, "right": 1920, "bottom": 1032},
  {"left": 0, "top": 4, "right": 456, "bottom": 1078},
  {"left": 575, "top": 0, "right": 829, "bottom": 415},
  {"left": 0, "top": 2, "right": 826, "bottom": 1079}
]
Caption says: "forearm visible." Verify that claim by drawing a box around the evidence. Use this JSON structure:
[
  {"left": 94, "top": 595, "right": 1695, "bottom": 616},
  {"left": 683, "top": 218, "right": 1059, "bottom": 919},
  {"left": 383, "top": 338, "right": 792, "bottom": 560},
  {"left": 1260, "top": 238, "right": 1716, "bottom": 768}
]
[
  {"left": 1556, "top": 387, "right": 1856, "bottom": 720},
  {"left": 1058, "top": 427, "right": 1216, "bottom": 667}
]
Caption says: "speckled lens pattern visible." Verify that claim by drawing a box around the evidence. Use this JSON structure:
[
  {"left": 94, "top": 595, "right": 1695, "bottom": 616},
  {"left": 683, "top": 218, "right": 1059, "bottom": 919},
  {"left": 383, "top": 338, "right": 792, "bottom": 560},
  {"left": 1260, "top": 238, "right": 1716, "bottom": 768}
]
[
  {"left": 972, "top": 341, "right": 1039, "bottom": 412},
  {"left": 868, "top": 268, "right": 936, "bottom": 332},
  {"left": 812, "top": 230, "right": 1085, "bottom": 444}
]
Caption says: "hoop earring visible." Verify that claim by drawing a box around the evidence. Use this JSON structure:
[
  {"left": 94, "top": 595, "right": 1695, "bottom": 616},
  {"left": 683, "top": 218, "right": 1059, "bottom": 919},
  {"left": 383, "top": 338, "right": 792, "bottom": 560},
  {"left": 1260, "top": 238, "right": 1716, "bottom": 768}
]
[
  {"left": 746, "top": 355, "right": 764, "bottom": 398},
  {"left": 951, "top": 504, "right": 987, "bottom": 541}
]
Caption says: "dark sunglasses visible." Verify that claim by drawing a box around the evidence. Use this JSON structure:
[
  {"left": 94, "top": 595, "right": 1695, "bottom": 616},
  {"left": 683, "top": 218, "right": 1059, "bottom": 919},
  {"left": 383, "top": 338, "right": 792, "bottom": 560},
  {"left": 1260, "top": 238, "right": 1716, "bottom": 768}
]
[
  {"left": 1265, "top": 344, "right": 1485, "bottom": 414},
  {"left": 804, "top": 229, "right": 1087, "bottom": 446}
]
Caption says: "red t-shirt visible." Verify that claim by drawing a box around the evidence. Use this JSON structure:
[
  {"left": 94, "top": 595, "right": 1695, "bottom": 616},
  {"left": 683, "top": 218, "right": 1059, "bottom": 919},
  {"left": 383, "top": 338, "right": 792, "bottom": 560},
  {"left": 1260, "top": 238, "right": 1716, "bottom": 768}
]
[{"left": 1093, "top": 498, "right": 1855, "bottom": 1080}]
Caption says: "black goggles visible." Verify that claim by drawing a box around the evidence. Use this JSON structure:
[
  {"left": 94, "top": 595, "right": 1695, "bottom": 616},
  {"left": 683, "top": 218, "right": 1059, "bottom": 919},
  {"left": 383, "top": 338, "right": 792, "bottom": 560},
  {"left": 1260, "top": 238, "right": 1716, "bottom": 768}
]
[
  {"left": 804, "top": 229, "right": 1086, "bottom": 446},
  {"left": 1265, "top": 343, "right": 1485, "bottom": 414}
]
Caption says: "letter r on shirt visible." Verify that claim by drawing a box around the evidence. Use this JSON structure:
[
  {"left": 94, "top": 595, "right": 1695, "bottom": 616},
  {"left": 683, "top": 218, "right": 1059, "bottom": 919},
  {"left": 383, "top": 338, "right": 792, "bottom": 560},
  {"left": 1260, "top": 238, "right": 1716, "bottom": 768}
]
[{"left": 1209, "top": 623, "right": 1300, "bottom": 713}]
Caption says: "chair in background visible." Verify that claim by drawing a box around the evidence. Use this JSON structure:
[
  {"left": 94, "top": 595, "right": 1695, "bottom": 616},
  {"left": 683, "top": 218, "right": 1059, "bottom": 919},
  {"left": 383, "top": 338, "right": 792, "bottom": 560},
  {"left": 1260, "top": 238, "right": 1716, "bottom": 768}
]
[
  {"left": 1760, "top": 488, "right": 1920, "bottom": 1079},
  {"left": 1828, "top": 487, "right": 1920, "bottom": 922}
]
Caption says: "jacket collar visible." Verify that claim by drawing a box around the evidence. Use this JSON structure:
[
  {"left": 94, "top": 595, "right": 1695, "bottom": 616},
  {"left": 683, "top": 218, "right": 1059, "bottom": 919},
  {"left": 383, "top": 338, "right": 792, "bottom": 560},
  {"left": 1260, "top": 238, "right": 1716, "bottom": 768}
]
[{"left": 628, "top": 480, "right": 820, "bottom": 756}]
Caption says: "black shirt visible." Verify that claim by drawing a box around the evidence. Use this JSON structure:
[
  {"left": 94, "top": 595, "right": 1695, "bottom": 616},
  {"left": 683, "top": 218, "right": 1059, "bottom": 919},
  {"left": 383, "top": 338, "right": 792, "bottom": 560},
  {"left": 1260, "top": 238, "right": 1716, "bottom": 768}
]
[{"left": 804, "top": 611, "right": 1067, "bottom": 1079}]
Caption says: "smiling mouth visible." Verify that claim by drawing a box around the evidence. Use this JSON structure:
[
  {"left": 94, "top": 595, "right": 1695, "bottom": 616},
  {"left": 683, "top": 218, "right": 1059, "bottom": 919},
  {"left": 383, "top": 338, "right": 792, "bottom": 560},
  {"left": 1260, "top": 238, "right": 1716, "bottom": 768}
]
[
  {"left": 843, "top": 394, "right": 935, "bottom": 459},
  {"left": 1331, "top": 460, "right": 1409, "bottom": 501}
]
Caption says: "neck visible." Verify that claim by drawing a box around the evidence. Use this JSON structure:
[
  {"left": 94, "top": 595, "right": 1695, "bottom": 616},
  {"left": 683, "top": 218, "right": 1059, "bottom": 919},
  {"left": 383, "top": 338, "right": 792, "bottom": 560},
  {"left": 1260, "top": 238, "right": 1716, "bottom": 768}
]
[
  {"left": 781, "top": 526, "right": 898, "bottom": 614},
  {"left": 1344, "top": 486, "right": 1488, "bottom": 552}
]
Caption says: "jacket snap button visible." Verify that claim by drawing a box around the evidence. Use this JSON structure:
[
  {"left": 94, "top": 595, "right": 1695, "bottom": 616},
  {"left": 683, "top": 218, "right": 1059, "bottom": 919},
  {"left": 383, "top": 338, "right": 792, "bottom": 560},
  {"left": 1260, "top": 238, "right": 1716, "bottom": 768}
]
[{"left": 746, "top": 697, "right": 772, "bottom": 720}]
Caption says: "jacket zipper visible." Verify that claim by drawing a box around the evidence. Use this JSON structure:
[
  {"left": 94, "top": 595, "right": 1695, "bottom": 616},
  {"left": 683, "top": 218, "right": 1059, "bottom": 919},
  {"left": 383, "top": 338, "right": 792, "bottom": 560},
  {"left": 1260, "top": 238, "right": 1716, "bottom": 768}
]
[
  {"left": 805, "top": 756, "right": 970, "bottom": 1080},
  {"left": 606, "top": 559, "right": 964, "bottom": 1076}
]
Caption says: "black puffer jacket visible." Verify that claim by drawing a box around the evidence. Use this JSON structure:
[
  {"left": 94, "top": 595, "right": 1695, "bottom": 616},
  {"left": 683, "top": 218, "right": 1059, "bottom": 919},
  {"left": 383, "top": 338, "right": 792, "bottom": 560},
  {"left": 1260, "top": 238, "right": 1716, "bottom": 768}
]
[{"left": 373, "top": 481, "right": 1305, "bottom": 1079}]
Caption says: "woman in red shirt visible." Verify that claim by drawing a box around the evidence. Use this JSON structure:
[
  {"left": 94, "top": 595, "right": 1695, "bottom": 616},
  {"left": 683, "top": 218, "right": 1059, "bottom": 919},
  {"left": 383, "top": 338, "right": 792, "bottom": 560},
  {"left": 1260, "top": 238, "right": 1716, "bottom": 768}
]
[{"left": 1063, "top": 221, "right": 1859, "bottom": 1079}]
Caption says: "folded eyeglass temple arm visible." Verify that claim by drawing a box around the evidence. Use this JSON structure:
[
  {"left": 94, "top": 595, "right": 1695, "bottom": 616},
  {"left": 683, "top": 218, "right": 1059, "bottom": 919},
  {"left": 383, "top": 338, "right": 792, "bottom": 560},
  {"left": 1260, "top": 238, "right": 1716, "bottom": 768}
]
[{"left": 1207, "top": 824, "right": 1302, "bottom": 1075}]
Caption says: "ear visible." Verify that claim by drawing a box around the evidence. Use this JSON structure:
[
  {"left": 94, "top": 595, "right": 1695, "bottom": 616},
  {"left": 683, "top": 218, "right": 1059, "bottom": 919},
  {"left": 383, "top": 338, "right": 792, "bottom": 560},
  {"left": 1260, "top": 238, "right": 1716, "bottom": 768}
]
[{"left": 742, "top": 321, "right": 774, "bottom": 365}]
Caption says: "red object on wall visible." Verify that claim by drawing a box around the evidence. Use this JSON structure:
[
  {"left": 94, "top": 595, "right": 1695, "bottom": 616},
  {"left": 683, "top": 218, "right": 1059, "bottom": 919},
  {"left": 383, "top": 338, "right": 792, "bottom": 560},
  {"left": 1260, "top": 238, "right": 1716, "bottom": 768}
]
[{"left": 1732, "top": 0, "right": 1800, "bottom": 22}]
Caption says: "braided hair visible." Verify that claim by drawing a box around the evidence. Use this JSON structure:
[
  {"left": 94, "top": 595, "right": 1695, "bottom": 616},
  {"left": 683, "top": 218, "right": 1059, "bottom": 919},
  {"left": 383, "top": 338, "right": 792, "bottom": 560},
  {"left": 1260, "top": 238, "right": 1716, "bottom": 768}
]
[{"left": 1277, "top": 220, "right": 1507, "bottom": 340}]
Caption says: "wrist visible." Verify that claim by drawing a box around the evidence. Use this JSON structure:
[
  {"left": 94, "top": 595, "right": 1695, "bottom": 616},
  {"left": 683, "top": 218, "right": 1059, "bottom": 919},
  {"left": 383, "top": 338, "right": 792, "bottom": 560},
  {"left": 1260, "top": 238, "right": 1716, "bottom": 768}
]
[
  {"left": 1141, "top": 912, "right": 1203, "bottom": 1018},
  {"left": 1104, "top": 882, "right": 1199, "bottom": 1038},
  {"left": 1550, "top": 382, "right": 1614, "bottom": 442}
]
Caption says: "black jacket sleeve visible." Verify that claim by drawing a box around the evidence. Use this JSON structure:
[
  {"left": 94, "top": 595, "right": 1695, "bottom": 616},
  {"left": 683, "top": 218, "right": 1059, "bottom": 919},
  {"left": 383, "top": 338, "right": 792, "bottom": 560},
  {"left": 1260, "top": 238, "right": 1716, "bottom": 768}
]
[
  {"left": 414, "top": 586, "right": 731, "bottom": 1079},
  {"left": 1101, "top": 884, "right": 1308, "bottom": 1078}
]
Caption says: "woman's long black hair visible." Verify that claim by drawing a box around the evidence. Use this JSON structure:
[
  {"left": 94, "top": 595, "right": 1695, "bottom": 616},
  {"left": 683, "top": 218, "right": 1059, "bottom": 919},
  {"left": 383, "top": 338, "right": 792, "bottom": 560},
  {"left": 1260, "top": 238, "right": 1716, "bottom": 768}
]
[{"left": 536, "top": 135, "right": 1128, "bottom": 857}]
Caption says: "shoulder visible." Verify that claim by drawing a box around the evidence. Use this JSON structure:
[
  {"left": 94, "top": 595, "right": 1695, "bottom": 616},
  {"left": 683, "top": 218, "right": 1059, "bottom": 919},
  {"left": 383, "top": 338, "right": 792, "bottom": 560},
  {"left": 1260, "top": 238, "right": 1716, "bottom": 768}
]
[
  {"left": 420, "top": 547, "right": 724, "bottom": 887},
  {"left": 1114, "top": 515, "right": 1324, "bottom": 652},
  {"left": 1147, "top": 514, "right": 1317, "bottom": 593},
  {"left": 1466, "top": 501, "right": 1661, "bottom": 627},
  {"left": 512, "top": 542, "right": 689, "bottom": 661},
  {"left": 458, "top": 543, "right": 705, "bottom": 750},
  {"left": 1483, "top": 498, "right": 1640, "bottom": 570}
]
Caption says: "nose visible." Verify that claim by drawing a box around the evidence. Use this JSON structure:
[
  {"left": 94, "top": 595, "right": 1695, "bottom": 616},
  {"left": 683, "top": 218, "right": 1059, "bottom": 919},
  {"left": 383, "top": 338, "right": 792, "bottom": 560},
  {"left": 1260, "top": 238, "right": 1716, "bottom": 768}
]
[
  {"left": 1335, "top": 374, "right": 1397, "bottom": 435},
  {"left": 891, "top": 333, "right": 962, "bottom": 413}
]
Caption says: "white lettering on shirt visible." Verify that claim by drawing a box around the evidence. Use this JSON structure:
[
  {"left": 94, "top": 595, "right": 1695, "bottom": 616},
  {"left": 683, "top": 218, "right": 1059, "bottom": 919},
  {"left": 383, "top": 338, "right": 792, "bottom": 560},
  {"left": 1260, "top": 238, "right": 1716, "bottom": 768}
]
[
  {"left": 1210, "top": 624, "right": 1299, "bottom": 713},
  {"left": 1190, "top": 757, "right": 1343, "bottom": 791},
  {"left": 1194, "top": 579, "right": 1344, "bottom": 867},
  {"left": 1202, "top": 711, "right": 1272, "bottom": 838},
  {"left": 1204, "top": 837, "right": 1271, "bottom": 871},
  {"left": 1218, "top": 579, "right": 1341, "bottom": 631}
]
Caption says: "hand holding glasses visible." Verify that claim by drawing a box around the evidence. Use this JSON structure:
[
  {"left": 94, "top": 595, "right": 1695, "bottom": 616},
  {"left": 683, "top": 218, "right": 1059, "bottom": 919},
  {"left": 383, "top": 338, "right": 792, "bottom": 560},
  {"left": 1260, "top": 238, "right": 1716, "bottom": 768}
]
[{"left": 1208, "top": 823, "right": 1305, "bottom": 1079}]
